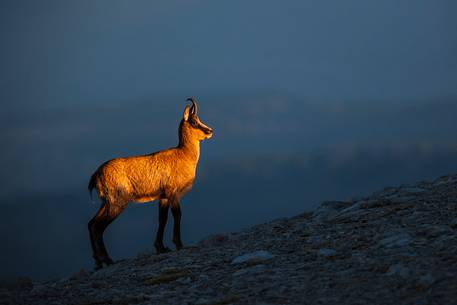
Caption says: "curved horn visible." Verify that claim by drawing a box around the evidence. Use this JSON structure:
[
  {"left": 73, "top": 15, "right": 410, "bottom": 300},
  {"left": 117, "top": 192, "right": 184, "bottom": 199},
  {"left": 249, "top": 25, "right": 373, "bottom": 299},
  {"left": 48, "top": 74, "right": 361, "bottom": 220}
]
[{"left": 186, "top": 97, "right": 198, "bottom": 115}]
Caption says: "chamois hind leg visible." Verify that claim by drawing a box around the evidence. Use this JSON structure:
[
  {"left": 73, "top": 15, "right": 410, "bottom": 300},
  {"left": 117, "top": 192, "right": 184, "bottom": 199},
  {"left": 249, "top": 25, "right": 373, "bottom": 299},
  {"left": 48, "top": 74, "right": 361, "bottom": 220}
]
[
  {"left": 154, "top": 199, "right": 171, "bottom": 254},
  {"left": 88, "top": 200, "right": 126, "bottom": 269},
  {"left": 171, "top": 199, "right": 183, "bottom": 250}
]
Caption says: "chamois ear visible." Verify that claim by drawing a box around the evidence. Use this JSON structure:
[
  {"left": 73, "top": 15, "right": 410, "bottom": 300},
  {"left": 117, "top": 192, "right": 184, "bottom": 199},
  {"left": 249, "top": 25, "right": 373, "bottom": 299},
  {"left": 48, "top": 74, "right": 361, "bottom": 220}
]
[{"left": 183, "top": 105, "right": 191, "bottom": 121}]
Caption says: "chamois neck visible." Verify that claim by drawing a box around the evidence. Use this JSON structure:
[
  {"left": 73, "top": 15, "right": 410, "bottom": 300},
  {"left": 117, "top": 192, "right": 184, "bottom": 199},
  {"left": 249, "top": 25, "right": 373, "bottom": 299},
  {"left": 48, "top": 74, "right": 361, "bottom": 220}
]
[{"left": 178, "top": 122, "right": 200, "bottom": 161}]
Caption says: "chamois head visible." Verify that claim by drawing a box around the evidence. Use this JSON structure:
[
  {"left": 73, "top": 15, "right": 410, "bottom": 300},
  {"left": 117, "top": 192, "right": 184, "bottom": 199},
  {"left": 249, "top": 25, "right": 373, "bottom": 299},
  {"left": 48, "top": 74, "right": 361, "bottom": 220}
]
[{"left": 181, "top": 97, "right": 213, "bottom": 141}]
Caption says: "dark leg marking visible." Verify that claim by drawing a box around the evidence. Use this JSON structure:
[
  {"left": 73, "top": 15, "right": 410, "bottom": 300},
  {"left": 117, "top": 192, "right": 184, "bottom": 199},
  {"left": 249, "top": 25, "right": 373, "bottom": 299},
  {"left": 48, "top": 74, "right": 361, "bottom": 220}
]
[
  {"left": 171, "top": 201, "right": 183, "bottom": 250},
  {"left": 88, "top": 201, "right": 126, "bottom": 269},
  {"left": 154, "top": 199, "right": 171, "bottom": 254}
]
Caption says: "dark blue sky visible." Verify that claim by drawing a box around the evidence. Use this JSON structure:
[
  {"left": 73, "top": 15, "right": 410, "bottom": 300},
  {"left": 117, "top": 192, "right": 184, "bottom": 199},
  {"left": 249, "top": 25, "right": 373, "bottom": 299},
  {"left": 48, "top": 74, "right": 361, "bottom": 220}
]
[{"left": 1, "top": 0, "right": 456, "bottom": 114}]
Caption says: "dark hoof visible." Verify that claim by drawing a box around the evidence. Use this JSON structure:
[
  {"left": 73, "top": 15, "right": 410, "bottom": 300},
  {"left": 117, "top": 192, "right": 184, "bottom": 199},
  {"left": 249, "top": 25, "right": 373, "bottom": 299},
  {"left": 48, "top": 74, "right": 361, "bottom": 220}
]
[
  {"left": 94, "top": 262, "right": 103, "bottom": 271},
  {"left": 93, "top": 257, "right": 115, "bottom": 270},
  {"left": 173, "top": 238, "right": 183, "bottom": 251}
]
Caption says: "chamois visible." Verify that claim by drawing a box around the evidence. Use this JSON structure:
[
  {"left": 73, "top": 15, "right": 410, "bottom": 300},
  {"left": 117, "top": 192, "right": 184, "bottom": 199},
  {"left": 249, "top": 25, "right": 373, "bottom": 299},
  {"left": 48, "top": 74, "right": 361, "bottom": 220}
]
[{"left": 88, "top": 97, "right": 213, "bottom": 269}]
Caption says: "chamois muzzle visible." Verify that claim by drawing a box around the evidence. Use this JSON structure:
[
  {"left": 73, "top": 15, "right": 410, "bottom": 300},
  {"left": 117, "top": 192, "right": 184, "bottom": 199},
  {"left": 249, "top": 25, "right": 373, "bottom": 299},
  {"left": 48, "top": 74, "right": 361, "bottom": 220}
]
[{"left": 204, "top": 127, "right": 213, "bottom": 135}]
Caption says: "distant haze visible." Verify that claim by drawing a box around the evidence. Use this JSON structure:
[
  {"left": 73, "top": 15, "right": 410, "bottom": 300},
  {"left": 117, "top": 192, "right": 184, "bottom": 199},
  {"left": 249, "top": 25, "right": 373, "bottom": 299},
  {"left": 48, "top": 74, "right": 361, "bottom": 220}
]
[
  {"left": 1, "top": 1, "right": 456, "bottom": 280},
  {"left": 2, "top": 0, "right": 456, "bottom": 110}
]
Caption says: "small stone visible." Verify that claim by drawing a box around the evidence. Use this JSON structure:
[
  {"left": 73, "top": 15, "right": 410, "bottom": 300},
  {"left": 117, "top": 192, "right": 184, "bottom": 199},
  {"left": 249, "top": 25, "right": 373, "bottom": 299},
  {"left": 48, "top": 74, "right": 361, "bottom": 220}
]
[
  {"left": 359, "top": 199, "right": 381, "bottom": 209},
  {"left": 233, "top": 264, "right": 266, "bottom": 277},
  {"left": 313, "top": 201, "right": 350, "bottom": 222},
  {"left": 418, "top": 274, "right": 435, "bottom": 287},
  {"left": 378, "top": 232, "right": 412, "bottom": 248},
  {"left": 231, "top": 251, "right": 274, "bottom": 264},
  {"left": 30, "top": 283, "right": 46, "bottom": 293},
  {"left": 144, "top": 268, "right": 192, "bottom": 285},
  {"left": 450, "top": 219, "right": 457, "bottom": 229},
  {"left": 177, "top": 277, "right": 192, "bottom": 284},
  {"left": 386, "top": 264, "right": 412, "bottom": 279},
  {"left": 372, "top": 187, "right": 398, "bottom": 197},
  {"left": 389, "top": 195, "right": 415, "bottom": 204},
  {"left": 401, "top": 187, "right": 427, "bottom": 194},
  {"left": 195, "top": 297, "right": 212, "bottom": 305},
  {"left": 336, "top": 200, "right": 366, "bottom": 215},
  {"left": 317, "top": 248, "right": 337, "bottom": 257}
]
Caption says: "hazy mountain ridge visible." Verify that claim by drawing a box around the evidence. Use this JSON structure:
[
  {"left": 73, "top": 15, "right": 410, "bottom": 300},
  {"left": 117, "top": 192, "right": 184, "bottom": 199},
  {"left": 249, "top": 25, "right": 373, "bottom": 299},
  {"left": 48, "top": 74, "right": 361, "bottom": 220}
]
[
  {"left": 3, "top": 173, "right": 457, "bottom": 305},
  {"left": 3, "top": 96, "right": 457, "bottom": 196}
]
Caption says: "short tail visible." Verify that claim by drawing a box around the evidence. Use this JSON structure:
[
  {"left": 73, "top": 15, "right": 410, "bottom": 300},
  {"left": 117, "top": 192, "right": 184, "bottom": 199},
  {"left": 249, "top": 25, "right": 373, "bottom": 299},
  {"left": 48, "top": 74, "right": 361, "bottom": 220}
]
[{"left": 88, "top": 172, "right": 97, "bottom": 202}]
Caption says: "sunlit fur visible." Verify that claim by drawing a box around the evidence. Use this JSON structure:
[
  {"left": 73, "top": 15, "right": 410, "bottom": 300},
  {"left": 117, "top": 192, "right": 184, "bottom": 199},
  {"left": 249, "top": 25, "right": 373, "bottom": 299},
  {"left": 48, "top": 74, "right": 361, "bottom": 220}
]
[
  {"left": 90, "top": 116, "right": 211, "bottom": 204},
  {"left": 87, "top": 98, "right": 212, "bottom": 269}
]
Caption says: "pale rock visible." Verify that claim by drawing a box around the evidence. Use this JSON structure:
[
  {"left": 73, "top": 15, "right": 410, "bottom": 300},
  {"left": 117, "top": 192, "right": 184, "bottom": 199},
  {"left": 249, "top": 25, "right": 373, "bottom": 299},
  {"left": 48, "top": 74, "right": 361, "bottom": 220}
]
[
  {"left": 314, "top": 201, "right": 352, "bottom": 222},
  {"left": 231, "top": 250, "right": 274, "bottom": 264},
  {"left": 318, "top": 248, "right": 337, "bottom": 257},
  {"left": 386, "top": 264, "right": 412, "bottom": 279},
  {"left": 378, "top": 232, "right": 412, "bottom": 248},
  {"left": 418, "top": 273, "right": 435, "bottom": 287}
]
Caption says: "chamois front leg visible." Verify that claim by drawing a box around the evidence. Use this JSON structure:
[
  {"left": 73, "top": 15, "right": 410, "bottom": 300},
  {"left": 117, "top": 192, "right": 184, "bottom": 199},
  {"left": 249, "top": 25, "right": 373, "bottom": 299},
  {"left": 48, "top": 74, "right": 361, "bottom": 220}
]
[
  {"left": 154, "top": 199, "right": 171, "bottom": 254},
  {"left": 171, "top": 200, "right": 183, "bottom": 250}
]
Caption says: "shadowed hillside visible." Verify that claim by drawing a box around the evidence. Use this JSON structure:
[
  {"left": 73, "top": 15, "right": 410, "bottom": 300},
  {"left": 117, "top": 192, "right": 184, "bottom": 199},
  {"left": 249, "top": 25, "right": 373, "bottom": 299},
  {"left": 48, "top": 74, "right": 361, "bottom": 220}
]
[{"left": 3, "top": 174, "right": 457, "bottom": 305}]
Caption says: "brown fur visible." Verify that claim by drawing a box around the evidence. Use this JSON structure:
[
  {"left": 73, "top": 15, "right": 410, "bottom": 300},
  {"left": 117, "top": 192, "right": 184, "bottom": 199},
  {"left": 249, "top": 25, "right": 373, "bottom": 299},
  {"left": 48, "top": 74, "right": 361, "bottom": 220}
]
[{"left": 88, "top": 98, "right": 212, "bottom": 269}]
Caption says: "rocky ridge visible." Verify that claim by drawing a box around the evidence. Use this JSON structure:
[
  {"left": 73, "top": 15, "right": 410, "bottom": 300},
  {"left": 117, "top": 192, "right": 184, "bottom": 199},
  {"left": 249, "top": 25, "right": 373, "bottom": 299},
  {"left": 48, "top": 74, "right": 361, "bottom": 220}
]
[{"left": 3, "top": 174, "right": 457, "bottom": 305}]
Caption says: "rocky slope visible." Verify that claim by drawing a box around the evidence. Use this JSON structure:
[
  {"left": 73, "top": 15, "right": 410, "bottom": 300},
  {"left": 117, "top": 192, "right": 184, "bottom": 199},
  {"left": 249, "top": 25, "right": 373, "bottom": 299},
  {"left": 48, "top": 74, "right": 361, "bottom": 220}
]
[{"left": 3, "top": 174, "right": 457, "bottom": 305}]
